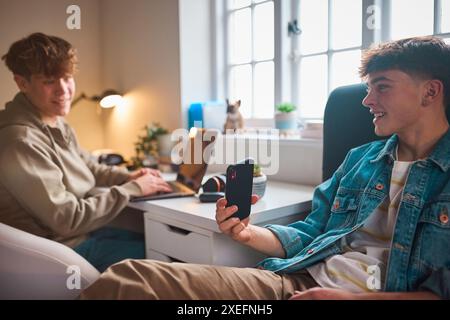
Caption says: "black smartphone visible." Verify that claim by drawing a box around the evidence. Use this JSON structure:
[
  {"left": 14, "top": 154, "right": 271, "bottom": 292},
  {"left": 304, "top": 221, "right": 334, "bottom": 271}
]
[{"left": 225, "top": 159, "right": 254, "bottom": 220}]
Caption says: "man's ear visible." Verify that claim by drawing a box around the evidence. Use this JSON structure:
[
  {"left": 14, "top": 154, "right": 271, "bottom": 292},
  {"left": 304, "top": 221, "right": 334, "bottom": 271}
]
[
  {"left": 13, "top": 74, "right": 29, "bottom": 92},
  {"left": 421, "top": 79, "right": 443, "bottom": 107}
]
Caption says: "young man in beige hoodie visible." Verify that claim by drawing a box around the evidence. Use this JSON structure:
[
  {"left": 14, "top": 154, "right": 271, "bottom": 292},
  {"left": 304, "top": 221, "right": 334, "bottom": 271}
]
[{"left": 0, "top": 33, "right": 172, "bottom": 272}]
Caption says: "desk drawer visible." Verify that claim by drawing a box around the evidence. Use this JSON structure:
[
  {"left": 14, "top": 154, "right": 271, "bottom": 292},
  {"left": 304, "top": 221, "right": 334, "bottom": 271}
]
[{"left": 145, "top": 218, "right": 212, "bottom": 264}]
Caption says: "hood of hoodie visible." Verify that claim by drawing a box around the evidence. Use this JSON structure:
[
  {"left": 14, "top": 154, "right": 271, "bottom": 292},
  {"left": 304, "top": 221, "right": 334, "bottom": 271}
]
[
  {"left": 0, "top": 92, "right": 45, "bottom": 131},
  {"left": 0, "top": 92, "right": 72, "bottom": 150}
]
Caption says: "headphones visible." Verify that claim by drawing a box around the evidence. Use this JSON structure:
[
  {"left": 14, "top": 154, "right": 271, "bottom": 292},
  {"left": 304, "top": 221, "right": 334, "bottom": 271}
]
[
  {"left": 98, "top": 153, "right": 125, "bottom": 166},
  {"left": 202, "top": 174, "right": 226, "bottom": 192}
]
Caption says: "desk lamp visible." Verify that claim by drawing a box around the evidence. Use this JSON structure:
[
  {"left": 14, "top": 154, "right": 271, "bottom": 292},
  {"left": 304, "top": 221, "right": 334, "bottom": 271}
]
[{"left": 71, "top": 90, "right": 124, "bottom": 108}]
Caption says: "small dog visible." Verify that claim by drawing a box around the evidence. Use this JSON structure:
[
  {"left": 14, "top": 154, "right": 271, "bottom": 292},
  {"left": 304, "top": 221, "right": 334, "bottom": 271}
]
[{"left": 223, "top": 99, "right": 244, "bottom": 133}]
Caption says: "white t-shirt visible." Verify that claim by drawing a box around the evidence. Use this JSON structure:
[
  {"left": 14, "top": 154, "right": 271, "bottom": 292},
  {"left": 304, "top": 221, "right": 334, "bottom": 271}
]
[{"left": 307, "top": 158, "right": 413, "bottom": 293}]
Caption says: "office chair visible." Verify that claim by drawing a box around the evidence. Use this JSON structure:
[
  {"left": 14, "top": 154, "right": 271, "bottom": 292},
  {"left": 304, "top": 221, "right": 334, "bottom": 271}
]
[
  {"left": 0, "top": 222, "right": 100, "bottom": 299},
  {"left": 322, "top": 83, "right": 450, "bottom": 181}
]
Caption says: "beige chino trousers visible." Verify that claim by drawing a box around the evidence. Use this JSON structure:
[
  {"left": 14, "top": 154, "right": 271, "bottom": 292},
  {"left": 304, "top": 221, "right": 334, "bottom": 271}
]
[{"left": 80, "top": 259, "right": 319, "bottom": 300}]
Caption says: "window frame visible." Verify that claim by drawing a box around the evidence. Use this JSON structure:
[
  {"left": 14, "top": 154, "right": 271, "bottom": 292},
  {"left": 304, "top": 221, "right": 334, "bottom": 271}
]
[
  {"left": 292, "top": 0, "right": 364, "bottom": 120},
  {"left": 225, "top": 0, "right": 276, "bottom": 122},
  {"left": 214, "top": 0, "right": 450, "bottom": 124}
]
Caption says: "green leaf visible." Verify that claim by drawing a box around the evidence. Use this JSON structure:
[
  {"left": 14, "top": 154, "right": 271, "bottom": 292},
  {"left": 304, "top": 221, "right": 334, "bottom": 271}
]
[{"left": 276, "top": 103, "right": 296, "bottom": 113}]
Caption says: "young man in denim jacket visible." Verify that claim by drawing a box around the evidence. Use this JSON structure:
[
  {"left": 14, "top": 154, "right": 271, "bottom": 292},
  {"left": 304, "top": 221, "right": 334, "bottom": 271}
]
[{"left": 81, "top": 36, "right": 450, "bottom": 300}]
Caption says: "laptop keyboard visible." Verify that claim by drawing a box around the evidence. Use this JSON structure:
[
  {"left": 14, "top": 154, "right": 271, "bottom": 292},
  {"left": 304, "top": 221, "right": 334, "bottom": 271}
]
[
  {"left": 131, "top": 180, "right": 195, "bottom": 201},
  {"left": 158, "top": 181, "right": 192, "bottom": 194},
  {"left": 167, "top": 181, "right": 183, "bottom": 193}
]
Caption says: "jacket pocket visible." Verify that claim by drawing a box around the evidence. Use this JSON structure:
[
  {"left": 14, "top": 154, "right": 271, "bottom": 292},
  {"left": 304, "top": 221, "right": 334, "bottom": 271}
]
[
  {"left": 325, "top": 188, "right": 361, "bottom": 231},
  {"left": 416, "top": 200, "right": 450, "bottom": 269}
]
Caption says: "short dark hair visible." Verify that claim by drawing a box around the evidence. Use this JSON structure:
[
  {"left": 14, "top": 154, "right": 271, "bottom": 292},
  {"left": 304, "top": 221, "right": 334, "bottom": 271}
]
[
  {"left": 360, "top": 36, "right": 450, "bottom": 106},
  {"left": 1, "top": 32, "right": 77, "bottom": 79}
]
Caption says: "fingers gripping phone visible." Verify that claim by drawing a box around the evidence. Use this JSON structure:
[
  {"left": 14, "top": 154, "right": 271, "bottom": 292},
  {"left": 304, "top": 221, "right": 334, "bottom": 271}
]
[{"left": 225, "top": 159, "right": 254, "bottom": 220}]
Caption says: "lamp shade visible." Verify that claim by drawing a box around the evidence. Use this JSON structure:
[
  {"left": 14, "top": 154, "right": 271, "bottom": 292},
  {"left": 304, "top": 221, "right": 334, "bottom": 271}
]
[
  {"left": 71, "top": 89, "right": 123, "bottom": 108},
  {"left": 99, "top": 93, "right": 123, "bottom": 109}
]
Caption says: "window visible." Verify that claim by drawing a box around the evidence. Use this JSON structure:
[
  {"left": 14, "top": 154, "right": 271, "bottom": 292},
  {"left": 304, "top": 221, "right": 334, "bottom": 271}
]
[
  {"left": 389, "top": 0, "right": 450, "bottom": 43},
  {"left": 442, "top": 0, "right": 450, "bottom": 33},
  {"left": 227, "top": 0, "right": 275, "bottom": 119},
  {"left": 296, "top": 0, "right": 362, "bottom": 119},
  {"left": 220, "top": 0, "right": 450, "bottom": 122},
  {"left": 390, "top": 0, "right": 434, "bottom": 40}
]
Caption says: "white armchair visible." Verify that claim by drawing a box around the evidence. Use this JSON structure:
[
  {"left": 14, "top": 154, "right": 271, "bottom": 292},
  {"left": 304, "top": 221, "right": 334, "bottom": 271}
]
[{"left": 0, "top": 222, "right": 100, "bottom": 300}]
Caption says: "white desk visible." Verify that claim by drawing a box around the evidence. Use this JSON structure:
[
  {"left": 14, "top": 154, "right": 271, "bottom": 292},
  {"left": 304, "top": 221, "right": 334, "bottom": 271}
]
[{"left": 128, "top": 177, "right": 315, "bottom": 267}]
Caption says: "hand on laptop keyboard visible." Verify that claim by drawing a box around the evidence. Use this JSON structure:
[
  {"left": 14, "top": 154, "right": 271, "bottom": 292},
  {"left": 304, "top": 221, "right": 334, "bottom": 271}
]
[{"left": 134, "top": 172, "right": 173, "bottom": 196}]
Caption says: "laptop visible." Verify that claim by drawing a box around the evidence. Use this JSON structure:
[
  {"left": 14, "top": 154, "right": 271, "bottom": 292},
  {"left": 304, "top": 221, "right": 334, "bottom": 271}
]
[{"left": 130, "top": 129, "right": 214, "bottom": 201}]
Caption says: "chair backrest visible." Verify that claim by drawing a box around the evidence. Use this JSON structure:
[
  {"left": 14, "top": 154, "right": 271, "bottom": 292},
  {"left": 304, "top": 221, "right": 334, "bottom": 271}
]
[
  {"left": 322, "top": 83, "right": 450, "bottom": 182},
  {"left": 322, "top": 84, "right": 382, "bottom": 181},
  {"left": 0, "top": 222, "right": 100, "bottom": 299}
]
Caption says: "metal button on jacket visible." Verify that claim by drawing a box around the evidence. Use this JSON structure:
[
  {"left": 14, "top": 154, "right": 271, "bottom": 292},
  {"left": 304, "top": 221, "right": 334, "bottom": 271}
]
[
  {"left": 440, "top": 211, "right": 449, "bottom": 224},
  {"left": 333, "top": 200, "right": 340, "bottom": 210}
]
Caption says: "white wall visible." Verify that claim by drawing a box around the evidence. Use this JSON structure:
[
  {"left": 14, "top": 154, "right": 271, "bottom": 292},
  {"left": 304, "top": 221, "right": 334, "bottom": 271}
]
[
  {"left": 99, "top": 0, "right": 182, "bottom": 158},
  {"left": 206, "top": 137, "right": 323, "bottom": 186},
  {"left": 179, "top": 0, "right": 214, "bottom": 129},
  {"left": 274, "top": 140, "right": 323, "bottom": 185},
  {"left": 0, "top": 0, "right": 105, "bottom": 151}
]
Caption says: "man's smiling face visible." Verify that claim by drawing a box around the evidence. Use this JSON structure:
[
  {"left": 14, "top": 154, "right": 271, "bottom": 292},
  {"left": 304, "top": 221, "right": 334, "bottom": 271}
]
[
  {"left": 362, "top": 69, "right": 428, "bottom": 137},
  {"left": 15, "top": 73, "right": 75, "bottom": 124}
]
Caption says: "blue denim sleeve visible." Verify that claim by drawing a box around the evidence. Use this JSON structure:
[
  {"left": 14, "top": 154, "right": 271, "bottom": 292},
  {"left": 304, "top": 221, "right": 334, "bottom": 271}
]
[
  {"left": 418, "top": 268, "right": 450, "bottom": 299},
  {"left": 263, "top": 154, "right": 349, "bottom": 259}
]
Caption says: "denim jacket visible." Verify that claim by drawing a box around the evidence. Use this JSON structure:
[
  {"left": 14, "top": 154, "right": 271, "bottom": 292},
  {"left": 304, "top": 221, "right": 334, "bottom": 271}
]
[{"left": 258, "top": 130, "right": 450, "bottom": 298}]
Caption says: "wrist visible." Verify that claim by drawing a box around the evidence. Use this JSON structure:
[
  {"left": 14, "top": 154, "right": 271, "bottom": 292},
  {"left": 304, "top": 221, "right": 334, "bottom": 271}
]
[{"left": 245, "top": 224, "right": 256, "bottom": 243}]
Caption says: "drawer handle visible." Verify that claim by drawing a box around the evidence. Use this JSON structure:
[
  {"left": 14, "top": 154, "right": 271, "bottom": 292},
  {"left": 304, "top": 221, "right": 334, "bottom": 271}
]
[{"left": 167, "top": 225, "right": 191, "bottom": 236}]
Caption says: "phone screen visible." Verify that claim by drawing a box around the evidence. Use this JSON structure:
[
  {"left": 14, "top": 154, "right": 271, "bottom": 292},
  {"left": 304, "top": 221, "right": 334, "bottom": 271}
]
[{"left": 225, "top": 162, "right": 254, "bottom": 220}]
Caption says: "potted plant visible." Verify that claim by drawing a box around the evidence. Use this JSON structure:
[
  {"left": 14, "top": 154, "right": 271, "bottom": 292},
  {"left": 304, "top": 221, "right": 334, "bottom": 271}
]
[
  {"left": 275, "top": 102, "right": 298, "bottom": 131},
  {"left": 252, "top": 164, "right": 267, "bottom": 198},
  {"left": 130, "top": 122, "right": 168, "bottom": 169}
]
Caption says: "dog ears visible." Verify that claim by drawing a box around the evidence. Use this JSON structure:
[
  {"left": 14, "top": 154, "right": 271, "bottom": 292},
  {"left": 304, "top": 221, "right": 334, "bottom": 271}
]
[{"left": 226, "top": 99, "right": 241, "bottom": 107}]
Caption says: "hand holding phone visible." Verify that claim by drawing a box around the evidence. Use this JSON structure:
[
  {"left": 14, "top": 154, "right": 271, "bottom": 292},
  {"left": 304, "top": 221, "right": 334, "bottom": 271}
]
[{"left": 225, "top": 159, "right": 254, "bottom": 220}]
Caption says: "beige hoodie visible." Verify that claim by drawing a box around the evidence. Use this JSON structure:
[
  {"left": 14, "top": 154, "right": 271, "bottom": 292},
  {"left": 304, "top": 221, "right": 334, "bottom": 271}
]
[{"left": 0, "top": 93, "right": 143, "bottom": 248}]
